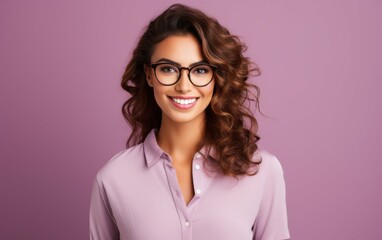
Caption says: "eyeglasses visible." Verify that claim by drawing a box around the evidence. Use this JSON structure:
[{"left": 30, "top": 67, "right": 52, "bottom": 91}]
[{"left": 150, "top": 62, "right": 217, "bottom": 87}]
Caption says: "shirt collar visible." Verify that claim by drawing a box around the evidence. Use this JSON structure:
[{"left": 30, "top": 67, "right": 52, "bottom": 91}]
[
  {"left": 143, "top": 129, "right": 165, "bottom": 167},
  {"left": 199, "top": 144, "right": 217, "bottom": 161}
]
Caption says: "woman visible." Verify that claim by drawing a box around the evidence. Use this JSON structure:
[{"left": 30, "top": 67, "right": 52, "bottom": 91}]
[{"left": 90, "top": 4, "right": 290, "bottom": 240}]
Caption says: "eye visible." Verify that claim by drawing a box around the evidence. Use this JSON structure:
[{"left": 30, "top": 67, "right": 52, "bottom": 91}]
[
  {"left": 192, "top": 65, "right": 211, "bottom": 75},
  {"left": 158, "top": 64, "right": 178, "bottom": 74}
]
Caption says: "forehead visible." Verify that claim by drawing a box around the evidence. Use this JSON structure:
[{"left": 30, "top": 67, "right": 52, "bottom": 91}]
[{"left": 150, "top": 34, "right": 204, "bottom": 65}]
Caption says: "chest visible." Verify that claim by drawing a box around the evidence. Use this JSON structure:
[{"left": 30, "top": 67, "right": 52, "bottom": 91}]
[{"left": 107, "top": 161, "right": 264, "bottom": 240}]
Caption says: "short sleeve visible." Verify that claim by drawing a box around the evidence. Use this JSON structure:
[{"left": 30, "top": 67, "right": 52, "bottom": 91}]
[
  {"left": 89, "top": 176, "right": 119, "bottom": 240},
  {"left": 252, "top": 156, "right": 290, "bottom": 240}
]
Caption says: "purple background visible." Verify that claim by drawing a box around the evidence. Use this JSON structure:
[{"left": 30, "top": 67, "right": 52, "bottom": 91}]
[{"left": 1, "top": 0, "right": 381, "bottom": 239}]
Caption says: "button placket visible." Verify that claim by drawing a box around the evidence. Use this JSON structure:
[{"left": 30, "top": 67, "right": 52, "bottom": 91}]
[
  {"left": 192, "top": 153, "right": 203, "bottom": 200},
  {"left": 181, "top": 218, "right": 193, "bottom": 240},
  {"left": 163, "top": 160, "right": 178, "bottom": 198},
  {"left": 163, "top": 156, "right": 193, "bottom": 240}
]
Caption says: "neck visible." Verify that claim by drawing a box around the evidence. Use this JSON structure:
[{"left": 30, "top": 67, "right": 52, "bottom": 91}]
[{"left": 157, "top": 114, "right": 206, "bottom": 164}]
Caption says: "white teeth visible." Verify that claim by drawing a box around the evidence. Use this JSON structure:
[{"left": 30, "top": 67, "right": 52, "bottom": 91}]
[{"left": 171, "top": 98, "right": 197, "bottom": 105}]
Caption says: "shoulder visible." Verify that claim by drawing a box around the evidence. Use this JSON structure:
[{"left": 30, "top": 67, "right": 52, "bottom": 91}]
[
  {"left": 252, "top": 150, "right": 290, "bottom": 239},
  {"left": 95, "top": 143, "right": 145, "bottom": 184},
  {"left": 253, "top": 150, "right": 285, "bottom": 178}
]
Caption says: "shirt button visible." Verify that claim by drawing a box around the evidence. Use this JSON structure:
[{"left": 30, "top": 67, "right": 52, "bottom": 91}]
[
  {"left": 196, "top": 153, "right": 201, "bottom": 159},
  {"left": 184, "top": 221, "right": 190, "bottom": 227},
  {"left": 195, "top": 164, "right": 200, "bottom": 170},
  {"left": 196, "top": 189, "right": 202, "bottom": 195}
]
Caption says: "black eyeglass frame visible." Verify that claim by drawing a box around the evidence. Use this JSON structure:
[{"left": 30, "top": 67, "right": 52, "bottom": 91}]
[{"left": 150, "top": 63, "right": 217, "bottom": 87}]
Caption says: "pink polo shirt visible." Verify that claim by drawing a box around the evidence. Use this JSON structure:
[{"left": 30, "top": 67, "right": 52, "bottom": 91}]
[{"left": 90, "top": 129, "right": 290, "bottom": 240}]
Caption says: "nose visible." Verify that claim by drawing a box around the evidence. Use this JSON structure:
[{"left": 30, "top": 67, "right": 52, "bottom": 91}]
[{"left": 175, "top": 68, "right": 192, "bottom": 93}]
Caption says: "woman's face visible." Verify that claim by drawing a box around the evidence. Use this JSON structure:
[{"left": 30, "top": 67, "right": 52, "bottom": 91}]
[{"left": 146, "top": 34, "right": 215, "bottom": 125}]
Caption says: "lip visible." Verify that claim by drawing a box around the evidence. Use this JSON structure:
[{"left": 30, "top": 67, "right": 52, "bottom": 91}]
[{"left": 168, "top": 96, "right": 199, "bottom": 109}]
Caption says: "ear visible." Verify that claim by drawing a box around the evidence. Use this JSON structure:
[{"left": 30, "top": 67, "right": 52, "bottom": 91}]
[{"left": 144, "top": 65, "right": 153, "bottom": 87}]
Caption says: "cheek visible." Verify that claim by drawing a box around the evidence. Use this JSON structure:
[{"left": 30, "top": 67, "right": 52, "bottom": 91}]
[
  {"left": 153, "top": 88, "right": 162, "bottom": 102},
  {"left": 203, "top": 82, "right": 215, "bottom": 99},
  {"left": 152, "top": 86, "right": 168, "bottom": 107}
]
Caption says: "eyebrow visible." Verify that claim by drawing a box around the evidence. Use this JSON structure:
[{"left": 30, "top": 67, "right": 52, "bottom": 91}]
[{"left": 154, "top": 58, "right": 208, "bottom": 68}]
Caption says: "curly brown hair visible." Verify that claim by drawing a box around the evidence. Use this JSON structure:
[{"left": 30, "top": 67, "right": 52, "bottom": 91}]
[{"left": 121, "top": 4, "right": 262, "bottom": 176}]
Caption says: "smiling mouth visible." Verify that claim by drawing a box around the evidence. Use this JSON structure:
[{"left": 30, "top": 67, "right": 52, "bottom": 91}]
[{"left": 169, "top": 97, "right": 198, "bottom": 105}]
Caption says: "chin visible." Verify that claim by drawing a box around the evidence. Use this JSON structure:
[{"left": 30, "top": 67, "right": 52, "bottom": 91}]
[{"left": 163, "top": 111, "right": 205, "bottom": 125}]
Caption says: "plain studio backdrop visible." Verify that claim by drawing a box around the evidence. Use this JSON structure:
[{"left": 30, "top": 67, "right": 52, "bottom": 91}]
[{"left": 1, "top": 0, "right": 381, "bottom": 239}]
